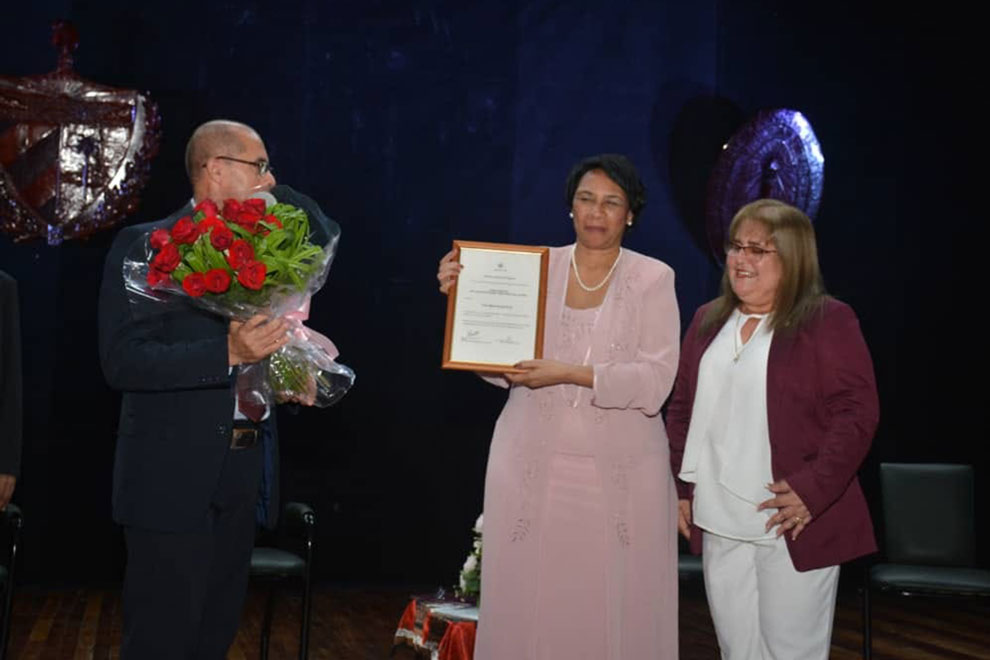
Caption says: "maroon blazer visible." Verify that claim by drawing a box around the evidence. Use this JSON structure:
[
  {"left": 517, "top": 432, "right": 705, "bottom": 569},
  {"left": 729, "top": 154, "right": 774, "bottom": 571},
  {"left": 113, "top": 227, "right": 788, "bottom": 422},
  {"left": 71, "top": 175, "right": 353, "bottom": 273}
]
[{"left": 666, "top": 298, "right": 879, "bottom": 571}]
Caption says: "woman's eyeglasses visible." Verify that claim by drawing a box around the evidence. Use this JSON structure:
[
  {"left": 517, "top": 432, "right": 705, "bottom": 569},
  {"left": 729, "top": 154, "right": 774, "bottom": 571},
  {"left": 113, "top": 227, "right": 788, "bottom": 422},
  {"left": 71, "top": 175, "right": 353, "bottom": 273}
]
[{"left": 724, "top": 241, "right": 778, "bottom": 261}]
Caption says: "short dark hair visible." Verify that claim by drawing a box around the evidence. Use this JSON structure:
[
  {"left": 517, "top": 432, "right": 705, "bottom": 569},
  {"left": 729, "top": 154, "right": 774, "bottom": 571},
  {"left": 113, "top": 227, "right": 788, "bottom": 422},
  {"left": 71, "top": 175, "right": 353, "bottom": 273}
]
[{"left": 564, "top": 154, "right": 647, "bottom": 224}]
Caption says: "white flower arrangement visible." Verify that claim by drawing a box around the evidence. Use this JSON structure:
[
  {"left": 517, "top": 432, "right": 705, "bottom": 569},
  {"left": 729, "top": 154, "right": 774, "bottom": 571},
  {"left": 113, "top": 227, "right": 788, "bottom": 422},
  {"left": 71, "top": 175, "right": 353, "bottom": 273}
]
[{"left": 456, "top": 513, "right": 483, "bottom": 600}]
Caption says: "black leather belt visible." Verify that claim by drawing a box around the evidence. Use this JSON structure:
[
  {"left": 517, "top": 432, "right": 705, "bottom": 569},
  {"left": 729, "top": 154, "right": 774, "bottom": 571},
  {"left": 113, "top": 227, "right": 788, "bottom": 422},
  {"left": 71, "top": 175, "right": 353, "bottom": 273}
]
[{"left": 231, "top": 423, "right": 259, "bottom": 449}]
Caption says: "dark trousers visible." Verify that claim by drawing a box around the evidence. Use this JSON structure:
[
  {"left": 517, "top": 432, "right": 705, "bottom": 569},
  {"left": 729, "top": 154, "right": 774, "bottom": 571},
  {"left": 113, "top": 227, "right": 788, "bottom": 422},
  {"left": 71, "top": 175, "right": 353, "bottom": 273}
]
[{"left": 121, "top": 441, "right": 263, "bottom": 660}]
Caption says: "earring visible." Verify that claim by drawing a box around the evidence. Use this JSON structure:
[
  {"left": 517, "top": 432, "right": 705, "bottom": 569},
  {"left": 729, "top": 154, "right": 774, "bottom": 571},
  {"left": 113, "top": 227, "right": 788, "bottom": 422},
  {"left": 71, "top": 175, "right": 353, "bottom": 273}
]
[
  {"left": 569, "top": 211, "right": 574, "bottom": 219},
  {"left": 626, "top": 220, "right": 633, "bottom": 227}
]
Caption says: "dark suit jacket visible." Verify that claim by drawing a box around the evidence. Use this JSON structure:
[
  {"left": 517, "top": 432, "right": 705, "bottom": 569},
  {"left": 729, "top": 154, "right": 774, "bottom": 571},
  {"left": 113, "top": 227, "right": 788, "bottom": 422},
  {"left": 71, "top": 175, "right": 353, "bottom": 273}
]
[
  {"left": 667, "top": 298, "right": 879, "bottom": 571},
  {"left": 98, "top": 186, "right": 338, "bottom": 532},
  {"left": 0, "top": 270, "right": 22, "bottom": 478}
]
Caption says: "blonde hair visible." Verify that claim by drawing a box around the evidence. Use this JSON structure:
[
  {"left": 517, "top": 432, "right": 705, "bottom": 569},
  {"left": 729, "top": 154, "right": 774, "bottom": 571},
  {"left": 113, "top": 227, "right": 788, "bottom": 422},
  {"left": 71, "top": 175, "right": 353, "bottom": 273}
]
[{"left": 701, "top": 199, "right": 827, "bottom": 334}]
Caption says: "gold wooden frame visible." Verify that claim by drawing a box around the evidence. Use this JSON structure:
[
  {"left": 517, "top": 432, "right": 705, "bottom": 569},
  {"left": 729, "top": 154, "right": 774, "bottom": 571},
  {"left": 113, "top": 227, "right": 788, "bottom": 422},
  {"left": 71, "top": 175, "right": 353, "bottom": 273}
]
[{"left": 442, "top": 240, "right": 549, "bottom": 373}]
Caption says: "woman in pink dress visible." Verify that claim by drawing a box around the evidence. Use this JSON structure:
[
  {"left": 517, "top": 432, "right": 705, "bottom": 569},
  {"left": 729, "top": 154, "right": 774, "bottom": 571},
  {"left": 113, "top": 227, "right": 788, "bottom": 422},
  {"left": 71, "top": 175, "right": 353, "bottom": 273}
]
[{"left": 437, "top": 154, "right": 681, "bottom": 659}]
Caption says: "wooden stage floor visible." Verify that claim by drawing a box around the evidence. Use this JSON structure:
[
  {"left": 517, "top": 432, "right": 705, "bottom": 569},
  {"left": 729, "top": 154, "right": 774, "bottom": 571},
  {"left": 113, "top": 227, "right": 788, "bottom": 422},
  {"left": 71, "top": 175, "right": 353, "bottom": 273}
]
[{"left": 5, "top": 580, "right": 989, "bottom": 658}]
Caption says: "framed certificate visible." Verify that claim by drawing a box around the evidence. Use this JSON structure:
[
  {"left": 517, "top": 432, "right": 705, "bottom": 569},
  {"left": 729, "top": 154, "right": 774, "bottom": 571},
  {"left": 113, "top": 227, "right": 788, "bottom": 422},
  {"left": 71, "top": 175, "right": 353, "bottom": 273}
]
[{"left": 442, "top": 240, "right": 549, "bottom": 373}]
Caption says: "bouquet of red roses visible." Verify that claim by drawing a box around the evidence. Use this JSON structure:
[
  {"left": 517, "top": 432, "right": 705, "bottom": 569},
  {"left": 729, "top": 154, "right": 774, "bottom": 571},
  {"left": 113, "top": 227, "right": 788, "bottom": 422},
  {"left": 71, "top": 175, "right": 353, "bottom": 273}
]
[{"left": 123, "top": 193, "right": 354, "bottom": 408}]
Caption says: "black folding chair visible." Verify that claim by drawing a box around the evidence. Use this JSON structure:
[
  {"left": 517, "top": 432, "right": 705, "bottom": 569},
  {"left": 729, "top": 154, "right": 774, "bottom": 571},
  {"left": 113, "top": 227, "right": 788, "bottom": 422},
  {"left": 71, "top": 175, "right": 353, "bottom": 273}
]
[
  {"left": 250, "top": 502, "right": 315, "bottom": 660},
  {"left": 0, "top": 504, "right": 23, "bottom": 660},
  {"left": 862, "top": 463, "right": 990, "bottom": 658}
]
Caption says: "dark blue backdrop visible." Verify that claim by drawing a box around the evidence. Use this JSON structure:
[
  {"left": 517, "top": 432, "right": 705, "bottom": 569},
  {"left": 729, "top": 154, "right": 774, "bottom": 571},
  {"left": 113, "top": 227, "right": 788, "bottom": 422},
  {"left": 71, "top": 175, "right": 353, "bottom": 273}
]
[{"left": 0, "top": 1, "right": 982, "bottom": 587}]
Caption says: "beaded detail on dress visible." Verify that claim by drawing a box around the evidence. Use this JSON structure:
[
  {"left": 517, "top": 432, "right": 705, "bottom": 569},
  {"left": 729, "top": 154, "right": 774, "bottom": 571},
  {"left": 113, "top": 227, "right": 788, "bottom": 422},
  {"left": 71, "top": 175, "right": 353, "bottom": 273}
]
[
  {"left": 606, "top": 269, "right": 643, "bottom": 548},
  {"left": 558, "top": 305, "right": 598, "bottom": 410}
]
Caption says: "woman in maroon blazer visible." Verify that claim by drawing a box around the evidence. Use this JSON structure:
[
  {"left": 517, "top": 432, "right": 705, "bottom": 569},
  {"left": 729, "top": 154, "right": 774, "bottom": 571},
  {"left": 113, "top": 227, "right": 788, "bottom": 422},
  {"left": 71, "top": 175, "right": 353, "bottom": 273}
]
[{"left": 667, "top": 199, "right": 878, "bottom": 659}]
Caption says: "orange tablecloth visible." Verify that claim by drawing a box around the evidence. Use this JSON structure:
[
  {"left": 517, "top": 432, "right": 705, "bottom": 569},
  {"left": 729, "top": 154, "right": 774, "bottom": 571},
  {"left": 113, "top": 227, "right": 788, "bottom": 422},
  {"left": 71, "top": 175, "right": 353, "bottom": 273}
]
[{"left": 393, "top": 595, "right": 478, "bottom": 660}]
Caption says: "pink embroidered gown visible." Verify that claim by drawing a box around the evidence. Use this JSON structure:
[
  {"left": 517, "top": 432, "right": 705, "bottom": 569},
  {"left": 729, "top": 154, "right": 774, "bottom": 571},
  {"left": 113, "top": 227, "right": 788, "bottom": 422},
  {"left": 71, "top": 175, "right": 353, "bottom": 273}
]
[{"left": 474, "top": 246, "right": 681, "bottom": 660}]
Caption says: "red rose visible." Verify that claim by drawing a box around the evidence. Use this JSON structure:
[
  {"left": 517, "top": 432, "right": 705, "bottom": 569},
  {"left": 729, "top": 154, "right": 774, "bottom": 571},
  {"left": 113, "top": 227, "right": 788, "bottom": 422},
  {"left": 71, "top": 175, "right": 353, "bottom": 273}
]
[
  {"left": 171, "top": 216, "right": 199, "bottom": 244},
  {"left": 203, "top": 268, "right": 232, "bottom": 293},
  {"left": 226, "top": 239, "right": 255, "bottom": 270},
  {"left": 222, "top": 199, "right": 242, "bottom": 220},
  {"left": 151, "top": 242, "right": 181, "bottom": 272},
  {"left": 182, "top": 272, "right": 207, "bottom": 297},
  {"left": 236, "top": 261, "right": 267, "bottom": 290},
  {"left": 198, "top": 216, "right": 224, "bottom": 234},
  {"left": 149, "top": 228, "right": 170, "bottom": 250},
  {"left": 194, "top": 198, "right": 219, "bottom": 217},
  {"left": 210, "top": 224, "right": 234, "bottom": 250},
  {"left": 243, "top": 198, "right": 266, "bottom": 214},
  {"left": 261, "top": 215, "right": 282, "bottom": 236},
  {"left": 147, "top": 267, "right": 170, "bottom": 287},
  {"left": 235, "top": 209, "right": 262, "bottom": 233}
]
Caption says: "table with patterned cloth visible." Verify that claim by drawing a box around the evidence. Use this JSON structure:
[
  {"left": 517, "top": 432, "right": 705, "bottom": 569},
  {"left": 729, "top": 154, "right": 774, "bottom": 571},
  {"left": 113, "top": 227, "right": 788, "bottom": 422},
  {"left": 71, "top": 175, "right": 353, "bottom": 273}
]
[{"left": 393, "top": 594, "right": 478, "bottom": 660}]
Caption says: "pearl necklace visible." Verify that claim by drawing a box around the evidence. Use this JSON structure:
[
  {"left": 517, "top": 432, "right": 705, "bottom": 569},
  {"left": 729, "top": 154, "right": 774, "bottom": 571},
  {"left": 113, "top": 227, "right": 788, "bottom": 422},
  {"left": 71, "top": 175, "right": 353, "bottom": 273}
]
[{"left": 570, "top": 245, "right": 622, "bottom": 292}]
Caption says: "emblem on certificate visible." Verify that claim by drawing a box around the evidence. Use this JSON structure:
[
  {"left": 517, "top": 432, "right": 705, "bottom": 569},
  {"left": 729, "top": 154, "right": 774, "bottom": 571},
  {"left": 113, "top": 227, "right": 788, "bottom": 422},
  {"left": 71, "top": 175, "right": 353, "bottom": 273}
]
[{"left": 442, "top": 241, "right": 549, "bottom": 373}]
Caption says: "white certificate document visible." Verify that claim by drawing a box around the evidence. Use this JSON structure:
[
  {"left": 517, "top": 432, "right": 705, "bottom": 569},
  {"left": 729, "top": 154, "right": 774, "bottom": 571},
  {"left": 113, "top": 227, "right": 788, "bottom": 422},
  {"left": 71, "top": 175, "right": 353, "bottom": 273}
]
[{"left": 443, "top": 241, "right": 548, "bottom": 372}]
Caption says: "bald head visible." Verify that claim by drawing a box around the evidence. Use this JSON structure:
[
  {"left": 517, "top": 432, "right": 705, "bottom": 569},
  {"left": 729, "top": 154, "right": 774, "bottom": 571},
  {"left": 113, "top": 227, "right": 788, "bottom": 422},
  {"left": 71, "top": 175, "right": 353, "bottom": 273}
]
[{"left": 184, "top": 120, "right": 262, "bottom": 185}]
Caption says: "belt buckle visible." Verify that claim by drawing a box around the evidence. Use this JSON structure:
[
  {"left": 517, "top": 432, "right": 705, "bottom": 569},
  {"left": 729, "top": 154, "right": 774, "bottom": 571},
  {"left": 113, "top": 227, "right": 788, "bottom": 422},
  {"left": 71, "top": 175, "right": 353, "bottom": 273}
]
[{"left": 230, "top": 427, "right": 258, "bottom": 450}]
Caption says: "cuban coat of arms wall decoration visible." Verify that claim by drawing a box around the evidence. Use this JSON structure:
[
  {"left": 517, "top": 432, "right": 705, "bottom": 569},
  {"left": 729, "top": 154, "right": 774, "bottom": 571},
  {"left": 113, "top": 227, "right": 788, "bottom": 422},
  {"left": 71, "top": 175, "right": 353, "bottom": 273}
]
[{"left": 0, "top": 21, "right": 161, "bottom": 245}]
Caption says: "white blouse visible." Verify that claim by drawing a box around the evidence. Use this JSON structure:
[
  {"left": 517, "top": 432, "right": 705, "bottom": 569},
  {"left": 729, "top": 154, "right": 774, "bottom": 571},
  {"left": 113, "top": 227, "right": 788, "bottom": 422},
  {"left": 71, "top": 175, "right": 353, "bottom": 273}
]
[{"left": 678, "top": 308, "right": 776, "bottom": 541}]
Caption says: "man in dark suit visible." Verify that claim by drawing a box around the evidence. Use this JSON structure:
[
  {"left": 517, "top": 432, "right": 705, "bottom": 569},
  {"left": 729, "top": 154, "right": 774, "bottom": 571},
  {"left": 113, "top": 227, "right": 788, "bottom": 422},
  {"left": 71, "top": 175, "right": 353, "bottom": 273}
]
[
  {"left": 0, "top": 270, "right": 21, "bottom": 510},
  {"left": 99, "top": 119, "right": 337, "bottom": 659}
]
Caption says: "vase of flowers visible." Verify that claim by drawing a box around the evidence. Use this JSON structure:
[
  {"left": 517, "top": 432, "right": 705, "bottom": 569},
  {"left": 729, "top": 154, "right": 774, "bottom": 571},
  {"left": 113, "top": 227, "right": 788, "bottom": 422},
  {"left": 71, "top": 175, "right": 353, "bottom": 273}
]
[{"left": 456, "top": 513, "right": 483, "bottom": 601}]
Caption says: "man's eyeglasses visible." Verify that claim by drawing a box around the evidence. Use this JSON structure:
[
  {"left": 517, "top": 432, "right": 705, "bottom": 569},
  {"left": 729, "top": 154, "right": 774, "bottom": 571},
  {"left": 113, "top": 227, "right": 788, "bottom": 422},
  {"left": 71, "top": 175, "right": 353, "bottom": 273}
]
[
  {"left": 210, "top": 155, "right": 274, "bottom": 176},
  {"left": 724, "top": 241, "right": 778, "bottom": 261}
]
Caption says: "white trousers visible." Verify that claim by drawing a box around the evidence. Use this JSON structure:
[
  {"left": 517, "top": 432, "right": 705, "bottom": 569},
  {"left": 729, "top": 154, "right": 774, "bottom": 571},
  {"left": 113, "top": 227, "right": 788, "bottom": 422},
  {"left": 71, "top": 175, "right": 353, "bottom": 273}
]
[{"left": 702, "top": 531, "right": 839, "bottom": 660}]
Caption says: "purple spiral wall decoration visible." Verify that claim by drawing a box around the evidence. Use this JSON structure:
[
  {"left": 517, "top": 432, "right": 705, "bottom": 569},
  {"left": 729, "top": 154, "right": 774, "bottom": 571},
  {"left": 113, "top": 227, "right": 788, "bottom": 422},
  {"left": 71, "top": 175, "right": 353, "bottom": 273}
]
[{"left": 704, "top": 108, "right": 824, "bottom": 262}]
